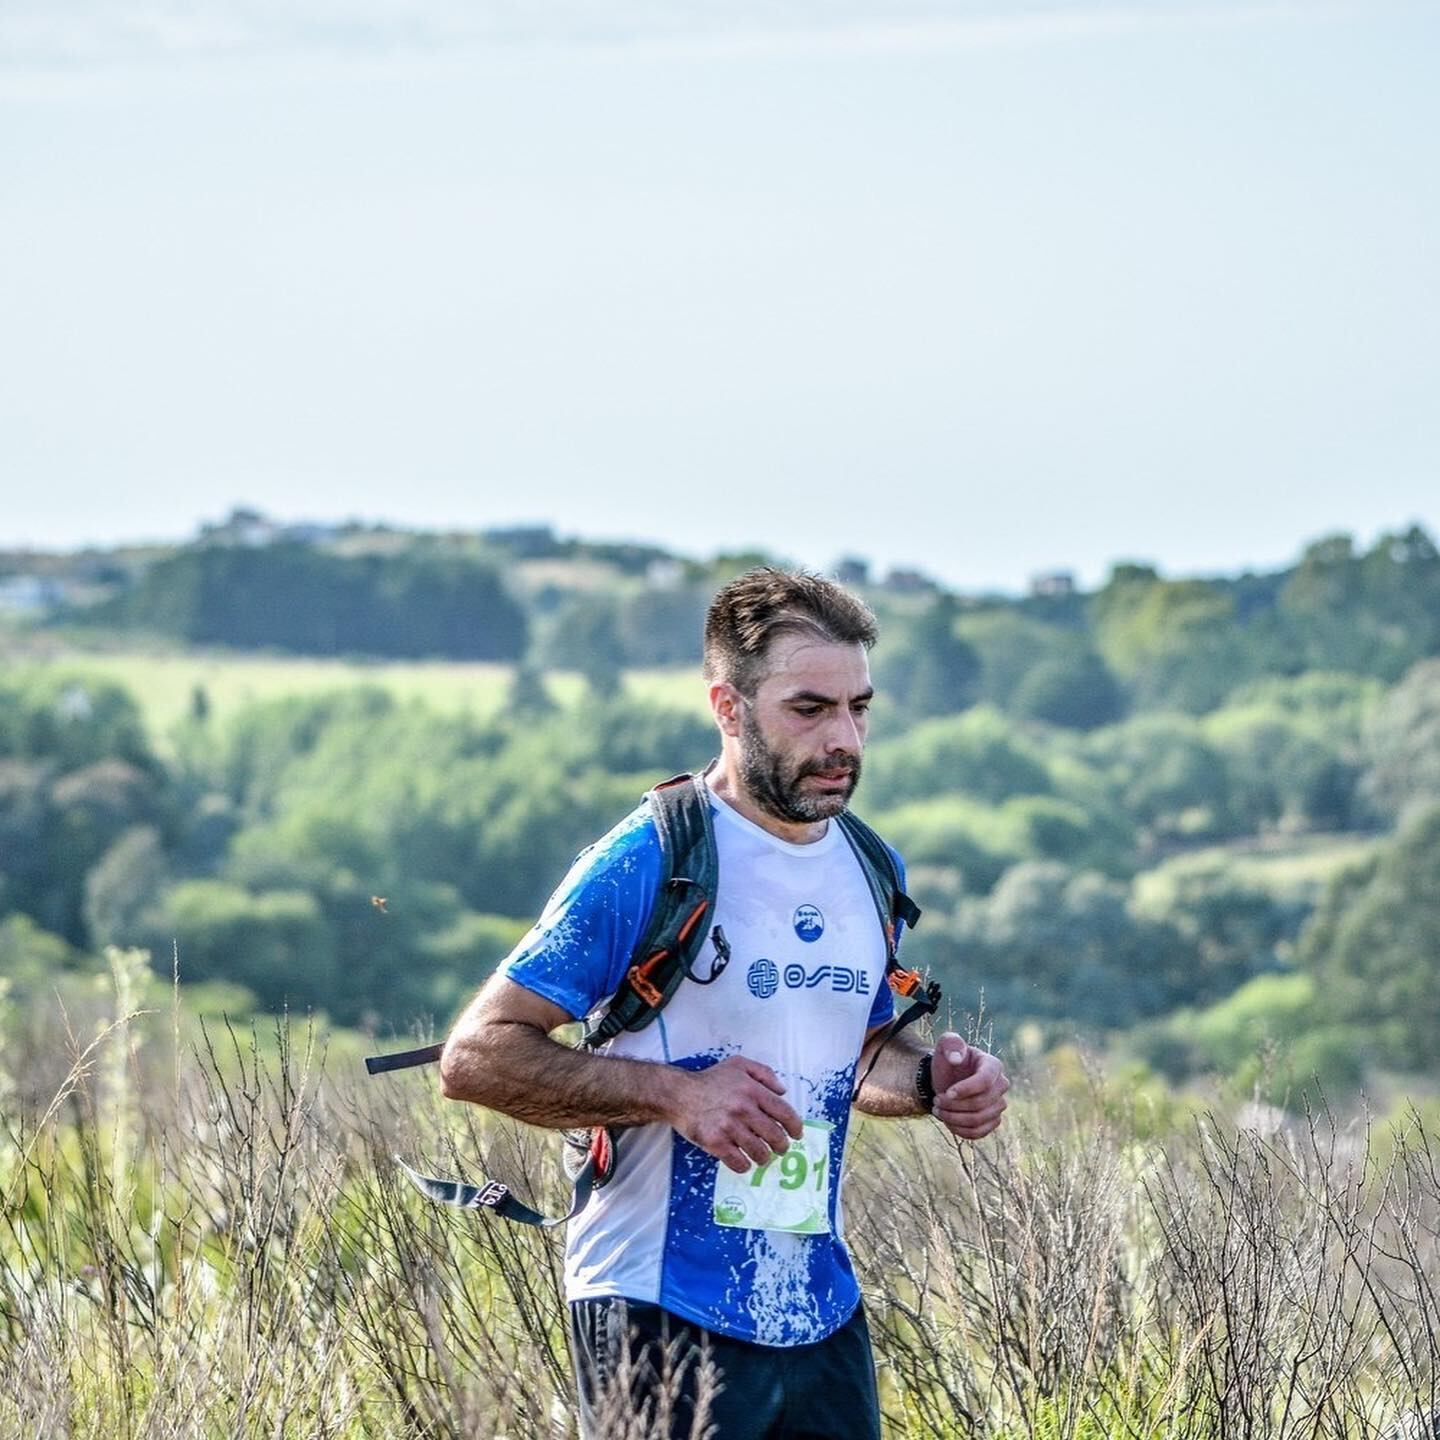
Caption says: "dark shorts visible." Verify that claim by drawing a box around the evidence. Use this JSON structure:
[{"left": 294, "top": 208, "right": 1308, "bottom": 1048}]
[{"left": 568, "top": 1297, "right": 881, "bottom": 1440}]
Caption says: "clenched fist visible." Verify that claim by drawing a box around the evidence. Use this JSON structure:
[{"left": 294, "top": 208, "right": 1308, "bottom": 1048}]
[
  {"left": 931, "top": 1032, "right": 1009, "bottom": 1141},
  {"left": 668, "top": 1055, "right": 806, "bottom": 1173}
]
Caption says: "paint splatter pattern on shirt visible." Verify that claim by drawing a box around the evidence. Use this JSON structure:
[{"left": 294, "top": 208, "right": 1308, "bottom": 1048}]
[{"left": 502, "top": 789, "right": 900, "bottom": 1346}]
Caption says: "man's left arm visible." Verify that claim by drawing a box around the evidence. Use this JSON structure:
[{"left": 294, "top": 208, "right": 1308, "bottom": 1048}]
[{"left": 852, "top": 1025, "right": 1010, "bottom": 1141}]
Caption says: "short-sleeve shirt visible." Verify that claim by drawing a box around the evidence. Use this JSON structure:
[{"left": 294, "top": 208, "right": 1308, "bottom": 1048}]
[{"left": 501, "top": 783, "right": 901, "bottom": 1347}]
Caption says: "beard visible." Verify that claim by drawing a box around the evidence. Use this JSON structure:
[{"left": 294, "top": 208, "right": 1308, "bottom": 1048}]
[{"left": 738, "top": 709, "right": 862, "bottom": 825}]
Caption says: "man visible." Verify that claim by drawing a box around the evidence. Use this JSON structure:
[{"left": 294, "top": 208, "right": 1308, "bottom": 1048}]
[{"left": 439, "top": 568, "right": 1009, "bottom": 1439}]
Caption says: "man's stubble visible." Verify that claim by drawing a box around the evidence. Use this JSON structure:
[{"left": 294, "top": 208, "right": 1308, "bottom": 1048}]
[{"left": 737, "top": 705, "right": 861, "bottom": 826}]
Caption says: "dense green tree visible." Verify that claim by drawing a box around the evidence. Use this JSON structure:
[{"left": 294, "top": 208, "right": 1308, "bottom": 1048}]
[
  {"left": 0, "top": 913, "right": 80, "bottom": 989},
  {"left": 1203, "top": 709, "right": 1360, "bottom": 833},
  {"left": 875, "top": 595, "right": 980, "bottom": 720},
  {"left": 866, "top": 796, "right": 1020, "bottom": 894},
  {"left": 8, "top": 516, "right": 1437, "bottom": 1060},
  {"left": 540, "top": 596, "right": 627, "bottom": 697},
  {"left": 955, "top": 611, "right": 1071, "bottom": 712},
  {"left": 505, "top": 662, "right": 556, "bottom": 718},
  {"left": 1298, "top": 803, "right": 1440, "bottom": 1070},
  {"left": 84, "top": 544, "right": 528, "bottom": 659},
  {"left": 1362, "top": 658, "right": 1440, "bottom": 819},
  {"left": 863, "top": 708, "right": 1051, "bottom": 810},
  {"left": 1130, "top": 973, "right": 1363, "bottom": 1099},
  {"left": 201, "top": 688, "right": 405, "bottom": 816},
  {"left": 155, "top": 880, "right": 338, "bottom": 1013},
  {"left": 1131, "top": 855, "right": 1294, "bottom": 1004},
  {"left": 1091, "top": 571, "right": 1247, "bottom": 712},
  {"left": 954, "top": 610, "right": 1124, "bottom": 729},
  {"left": 0, "top": 759, "right": 52, "bottom": 921},
  {"left": 84, "top": 824, "right": 167, "bottom": 948},
  {"left": 0, "top": 753, "right": 167, "bottom": 945},
  {"left": 927, "top": 861, "right": 1191, "bottom": 1028},
  {"left": 616, "top": 586, "right": 707, "bottom": 666},
  {"left": 1084, "top": 716, "right": 1230, "bottom": 840},
  {"left": 1224, "top": 672, "right": 1382, "bottom": 736},
  {"left": 0, "top": 673, "right": 155, "bottom": 773},
  {"left": 1010, "top": 645, "right": 1126, "bottom": 730},
  {"left": 1280, "top": 527, "right": 1440, "bottom": 679}
]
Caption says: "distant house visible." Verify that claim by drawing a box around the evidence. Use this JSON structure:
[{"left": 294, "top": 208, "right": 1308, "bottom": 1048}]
[
  {"left": 57, "top": 684, "right": 94, "bottom": 721},
  {"left": 482, "top": 524, "right": 561, "bottom": 560},
  {"left": 883, "top": 567, "right": 937, "bottom": 595},
  {"left": 197, "top": 509, "right": 339, "bottom": 548},
  {"left": 0, "top": 574, "right": 64, "bottom": 615},
  {"left": 200, "top": 508, "right": 282, "bottom": 547},
  {"left": 645, "top": 558, "right": 685, "bottom": 589},
  {"left": 279, "top": 522, "right": 340, "bottom": 547},
  {"left": 1030, "top": 570, "right": 1077, "bottom": 598}
]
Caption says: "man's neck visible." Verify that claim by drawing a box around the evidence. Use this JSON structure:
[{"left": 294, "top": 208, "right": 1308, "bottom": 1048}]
[{"left": 705, "top": 756, "right": 830, "bottom": 846}]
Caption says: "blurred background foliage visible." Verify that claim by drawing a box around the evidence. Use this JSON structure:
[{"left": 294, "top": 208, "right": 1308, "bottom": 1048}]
[{"left": 3, "top": 517, "right": 1440, "bottom": 1108}]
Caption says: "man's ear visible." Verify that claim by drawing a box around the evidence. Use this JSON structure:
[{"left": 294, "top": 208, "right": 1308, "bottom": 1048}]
[{"left": 709, "top": 682, "right": 744, "bottom": 738}]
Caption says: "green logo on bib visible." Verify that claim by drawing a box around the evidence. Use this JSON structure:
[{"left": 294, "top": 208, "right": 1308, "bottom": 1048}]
[{"left": 715, "top": 1196, "right": 747, "bottom": 1225}]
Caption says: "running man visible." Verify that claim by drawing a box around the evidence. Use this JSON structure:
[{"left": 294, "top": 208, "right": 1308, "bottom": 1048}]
[{"left": 440, "top": 567, "right": 1009, "bottom": 1439}]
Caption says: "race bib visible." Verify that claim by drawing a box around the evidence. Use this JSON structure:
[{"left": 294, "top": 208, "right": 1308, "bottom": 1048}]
[{"left": 712, "top": 1120, "right": 833, "bottom": 1235}]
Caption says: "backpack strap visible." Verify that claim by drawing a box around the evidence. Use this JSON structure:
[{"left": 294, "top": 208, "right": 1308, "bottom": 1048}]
[
  {"left": 581, "top": 770, "right": 727, "bottom": 1048},
  {"left": 837, "top": 809, "right": 941, "bottom": 1104},
  {"left": 364, "top": 1042, "right": 443, "bottom": 1075},
  {"left": 835, "top": 808, "right": 923, "bottom": 965},
  {"left": 366, "top": 771, "right": 725, "bottom": 1227},
  {"left": 394, "top": 1124, "right": 618, "bottom": 1228}
]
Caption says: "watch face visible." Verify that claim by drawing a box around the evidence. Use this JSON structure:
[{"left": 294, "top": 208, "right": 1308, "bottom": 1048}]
[{"left": 917, "top": 1053, "right": 936, "bottom": 1110}]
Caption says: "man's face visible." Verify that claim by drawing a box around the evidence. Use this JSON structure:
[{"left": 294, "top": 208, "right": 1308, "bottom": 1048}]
[{"left": 735, "top": 634, "right": 873, "bottom": 825}]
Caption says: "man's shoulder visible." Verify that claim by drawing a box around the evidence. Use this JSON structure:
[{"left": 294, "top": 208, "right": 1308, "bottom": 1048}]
[
  {"left": 500, "top": 795, "right": 669, "bottom": 1019},
  {"left": 837, "top": 808, "right": 907, "bottom": 881},
  {"left": 571, "top": 794, "right": 667, "bottom": 885}
]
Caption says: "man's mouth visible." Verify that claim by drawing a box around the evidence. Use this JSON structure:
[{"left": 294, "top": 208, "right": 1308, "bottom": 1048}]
[{"left": 806, "top": 766, "right": 856, "bottom": 787}]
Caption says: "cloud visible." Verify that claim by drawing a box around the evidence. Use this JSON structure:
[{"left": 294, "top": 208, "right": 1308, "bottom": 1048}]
[{"left": 0, "top": 0, "right": 1373, "bottom": 71}]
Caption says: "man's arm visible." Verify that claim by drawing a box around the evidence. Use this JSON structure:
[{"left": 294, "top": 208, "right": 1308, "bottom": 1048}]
[
  {"left": 853, "top": 1024, "right": 1010, "bottom": 1141},
  {"left": 439, "top": 975, "right": 804, "bottom": 1173}
]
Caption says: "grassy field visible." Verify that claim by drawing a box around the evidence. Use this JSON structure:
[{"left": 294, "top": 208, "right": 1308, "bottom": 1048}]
[
  {"left": 3, "top": 976, "right": 1439, "bottom": 1440},
  {"left": 6, "top": 646, "right": 708, "bottom": 743}
]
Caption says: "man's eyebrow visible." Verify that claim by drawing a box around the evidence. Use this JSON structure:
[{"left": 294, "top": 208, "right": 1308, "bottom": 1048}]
[{"left": 785, "top": 687, "right": 875, "bottom": 706}]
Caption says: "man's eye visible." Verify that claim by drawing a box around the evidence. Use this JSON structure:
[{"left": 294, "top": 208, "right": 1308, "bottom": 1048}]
[{"left": 794, "top": 705, "right": 823, "bottom": 718}]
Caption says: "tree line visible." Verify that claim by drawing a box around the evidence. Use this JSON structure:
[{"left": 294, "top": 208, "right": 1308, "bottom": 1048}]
[
  {"left": 38, "top": 524, "right": 1440, "bottom": 737},
  {"left": 4, "top": 642, "right": 1440, "bottom": 1099}
]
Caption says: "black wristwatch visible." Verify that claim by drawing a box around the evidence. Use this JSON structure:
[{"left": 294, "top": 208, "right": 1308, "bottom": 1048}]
[{"left": 915, "top": 1052, "right": 936, "bottom": 1114}]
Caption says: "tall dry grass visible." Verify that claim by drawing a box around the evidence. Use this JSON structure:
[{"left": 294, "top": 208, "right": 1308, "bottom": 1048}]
[{"left": 1, "top": 973, "right": 1437, "bottom": 1438}]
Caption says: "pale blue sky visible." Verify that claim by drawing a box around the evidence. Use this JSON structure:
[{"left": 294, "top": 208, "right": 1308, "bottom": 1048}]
[{"left": 2, "top": 1, "right": 1436, "bottom": 591}]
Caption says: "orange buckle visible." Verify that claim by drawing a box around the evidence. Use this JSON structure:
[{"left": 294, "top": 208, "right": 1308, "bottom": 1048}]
[
  {"left": 628, "top": 954, "right": 668, "bottom": 1008},
  {"left": 889, "top": 966, "right": 924, "bottom": 998}
]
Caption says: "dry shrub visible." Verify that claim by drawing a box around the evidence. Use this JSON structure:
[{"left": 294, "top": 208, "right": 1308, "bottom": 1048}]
[{"left": 1, "top": 1005, "right": 1438, "bottom": 1439}]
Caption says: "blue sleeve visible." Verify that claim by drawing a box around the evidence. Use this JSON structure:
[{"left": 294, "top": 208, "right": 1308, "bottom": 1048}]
[{"left": 499, "top": 804, "right": 664, "bottom": 1022}]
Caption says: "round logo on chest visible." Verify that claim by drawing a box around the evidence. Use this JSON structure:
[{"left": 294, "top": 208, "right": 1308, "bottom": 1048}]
[{"left": 793, "top": 905, "right": 825, "bottom": 943}]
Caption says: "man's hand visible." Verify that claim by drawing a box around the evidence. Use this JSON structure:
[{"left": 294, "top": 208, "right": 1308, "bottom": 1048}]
[
  {"left": 669, "top": 1056, "right": 806, "bottom": 1174},
  {"left": 931, "top": 1032, "right": 1009, "bottom": 1141}
]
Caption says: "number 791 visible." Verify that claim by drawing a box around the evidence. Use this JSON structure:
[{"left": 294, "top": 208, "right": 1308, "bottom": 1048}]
[{"left": 751, "top": 1148, "right": 827, "bottom": 1193}]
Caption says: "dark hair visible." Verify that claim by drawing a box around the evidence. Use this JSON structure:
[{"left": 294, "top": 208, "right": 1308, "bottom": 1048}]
[{"left": 702, "top": 567, "right": 879, "bottom": 695}]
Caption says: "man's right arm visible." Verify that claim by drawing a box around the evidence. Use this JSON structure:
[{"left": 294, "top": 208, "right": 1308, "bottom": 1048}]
[{"left": 439, "top": 975, "right": 803, "bottom": 1173}]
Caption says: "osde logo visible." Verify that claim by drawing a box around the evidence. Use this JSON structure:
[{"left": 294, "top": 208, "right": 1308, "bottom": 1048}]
[{"left": 746, "top": 958, "right": 869, "bottom": 999}]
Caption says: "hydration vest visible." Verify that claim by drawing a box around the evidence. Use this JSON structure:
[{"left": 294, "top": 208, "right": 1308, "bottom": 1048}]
[{"left": 366, "top": 770, "right": 939, "bottom": 1226}]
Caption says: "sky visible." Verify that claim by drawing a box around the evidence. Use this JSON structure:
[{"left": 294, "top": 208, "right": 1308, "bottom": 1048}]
[{"left": 1, "top": 0, "right": 1436, "bottom": 592}]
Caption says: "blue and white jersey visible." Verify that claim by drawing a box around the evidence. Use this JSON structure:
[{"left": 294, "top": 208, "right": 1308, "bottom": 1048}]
[{"left": 500, "top": 783, "right": 901, "bottom": 1347}]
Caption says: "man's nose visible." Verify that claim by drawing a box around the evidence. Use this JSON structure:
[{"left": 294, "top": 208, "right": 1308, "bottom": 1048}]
[{"left": 825, "top": 710, "right": 863, "bottom": 755}]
